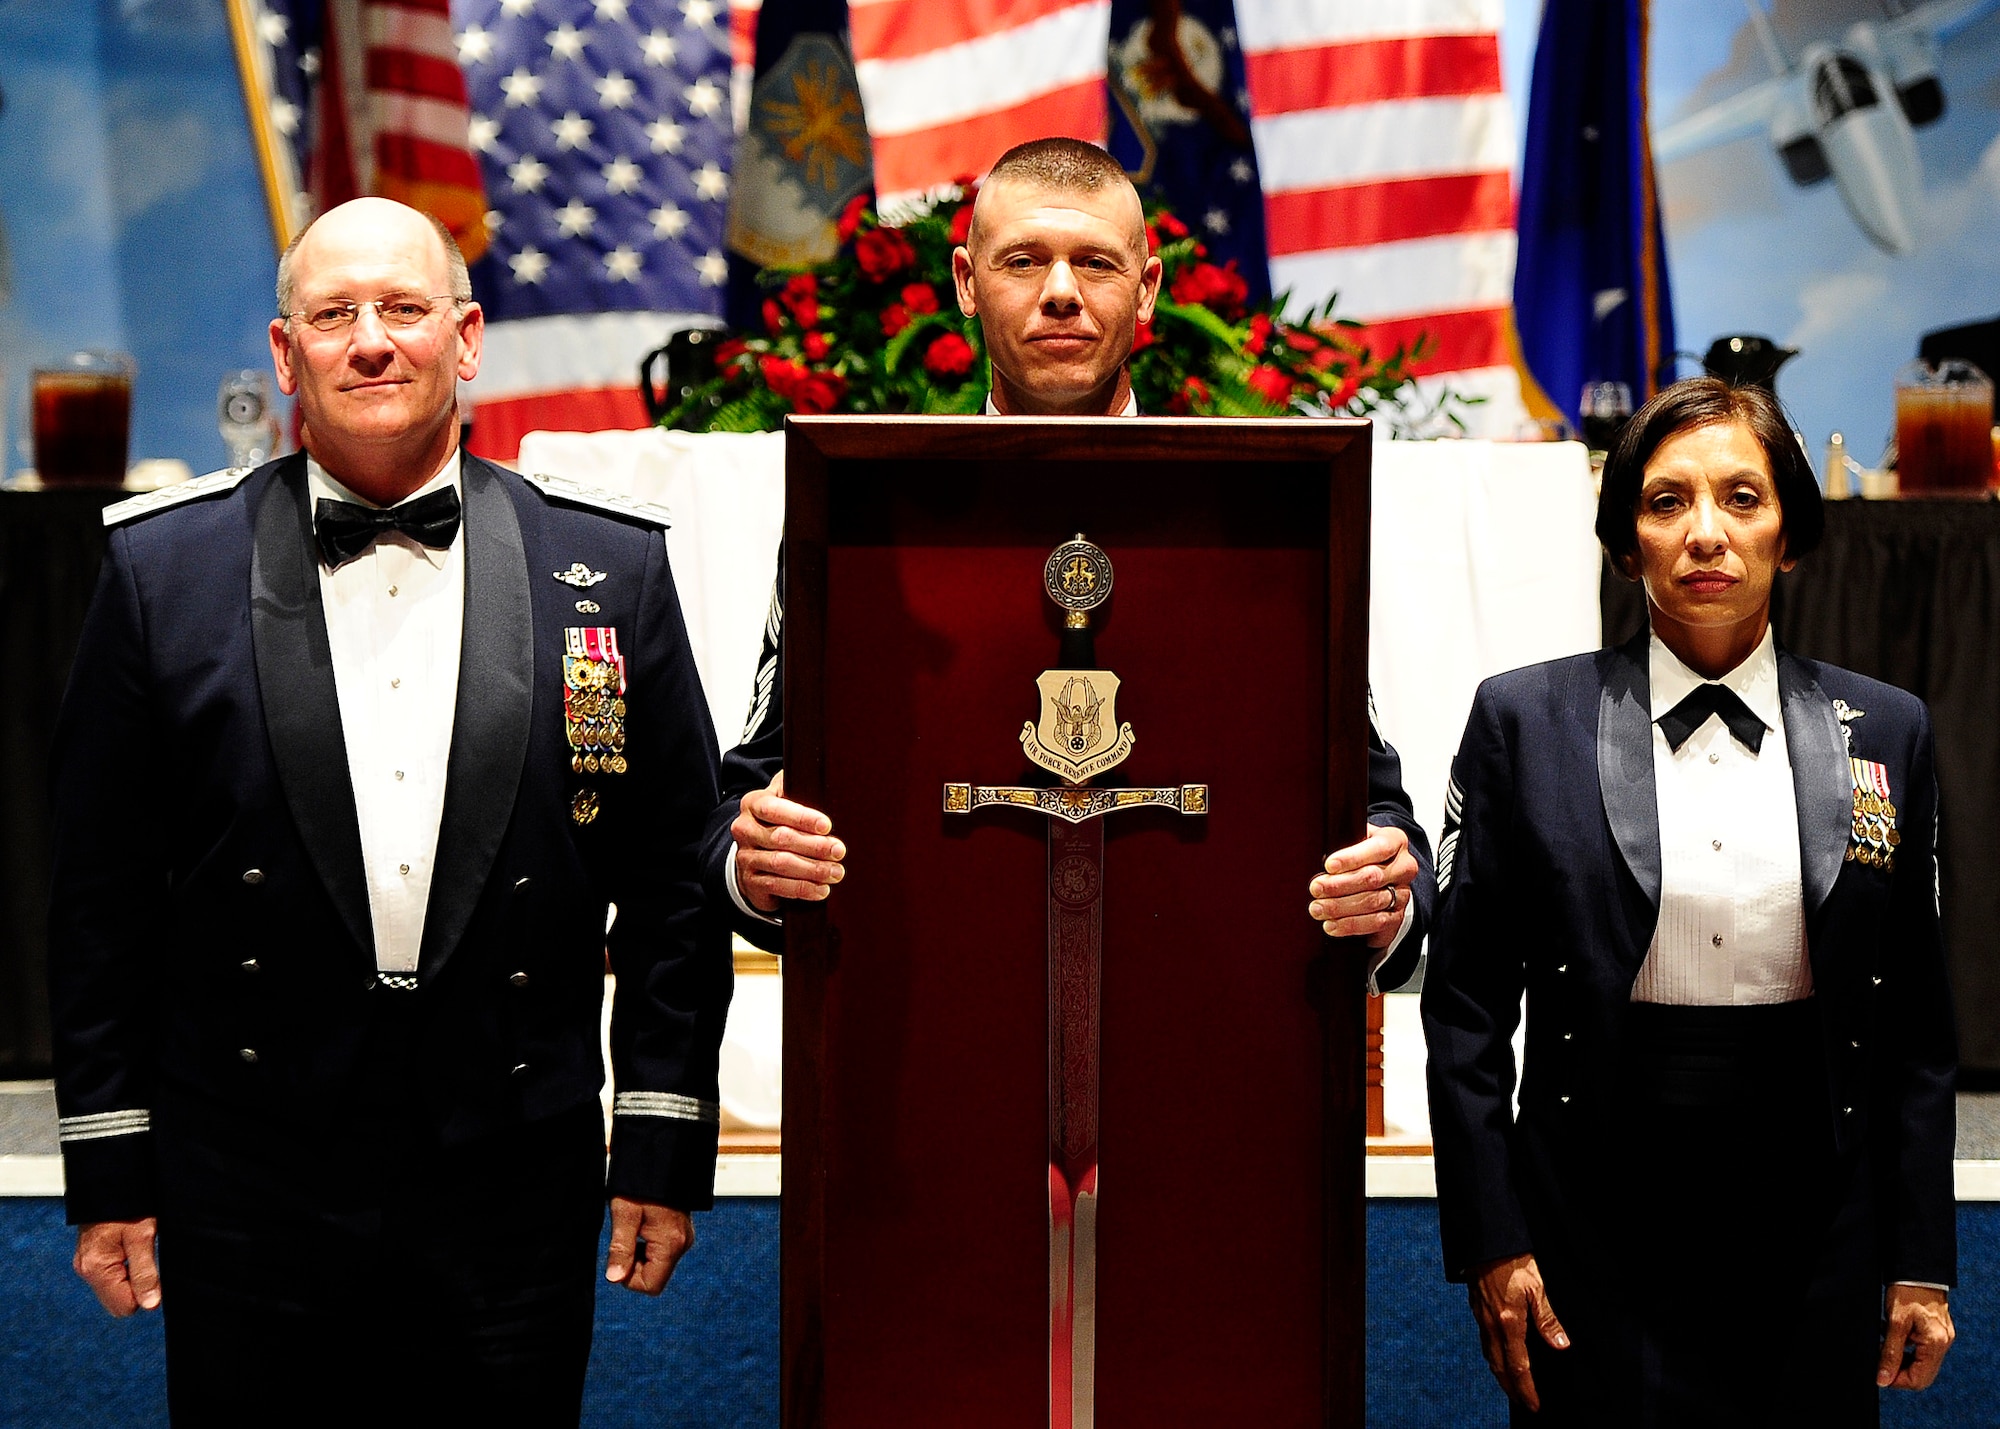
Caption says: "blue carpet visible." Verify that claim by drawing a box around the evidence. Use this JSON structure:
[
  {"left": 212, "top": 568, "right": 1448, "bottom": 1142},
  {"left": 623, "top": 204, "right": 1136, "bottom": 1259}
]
[
  {"left": 1366, "top": 1201, "right": 2000, "bottom": 1429},
  {"left": 0, "top": 1197, "right": 778, "bottom": 1429},
  {"left": 2, "top": 1198, "right": 1992, "bottom": 1425}
]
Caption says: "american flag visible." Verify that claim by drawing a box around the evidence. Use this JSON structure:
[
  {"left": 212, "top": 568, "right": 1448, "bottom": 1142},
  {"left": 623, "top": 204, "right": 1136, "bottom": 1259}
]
[
  {"left": 237, "top": 0, "right": 490, "bottom": 260},
  {"left": 847, "top": 0, "right": 1112, "bottom": 206},
  {"left": 1236, "top": 0, "right": 1527, "bottom": 429},
  {"left": 256, "top": 0, "right": 1531, "bottom": 445},
  {"left": 451, "top": 0, "right": 735, "bottom": 461},
  {"left": 826, "top": 0, "right": 1528, "bottom": 430}
]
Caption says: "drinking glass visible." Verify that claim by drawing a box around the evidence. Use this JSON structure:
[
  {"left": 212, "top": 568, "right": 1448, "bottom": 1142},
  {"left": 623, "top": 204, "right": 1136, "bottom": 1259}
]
[
  {"left": 1580, "top": 381, "right": 1634, "bottom": 456},
  {"left": 33, "top": 351, "right": 133, "bottom": 485},
  {"left": 1895, "top": 359, "right": 1994, "bottom": 494}
]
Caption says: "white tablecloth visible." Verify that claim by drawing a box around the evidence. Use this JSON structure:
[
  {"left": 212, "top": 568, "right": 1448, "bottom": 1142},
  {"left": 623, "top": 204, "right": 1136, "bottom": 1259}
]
[
  {"left": 1366, "top": 439, "right": 1601, "bottom": 858},
  {"left": 518, "top": 427, "right": 1603, "bottom": 858},
  {"left": 522, "top": 427, "right": 1601, "bottom": 1134}
]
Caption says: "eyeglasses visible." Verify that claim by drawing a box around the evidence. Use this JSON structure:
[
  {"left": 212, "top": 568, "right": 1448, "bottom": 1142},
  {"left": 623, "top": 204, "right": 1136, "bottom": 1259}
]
[{"left": 288, "top": 295, "right": 462, "bottom": 333}]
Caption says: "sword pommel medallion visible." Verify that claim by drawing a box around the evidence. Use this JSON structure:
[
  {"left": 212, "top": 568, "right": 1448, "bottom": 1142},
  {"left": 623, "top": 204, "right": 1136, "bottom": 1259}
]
[{"left": 1045, "top": 534, "right": 1113, "bottom": 620}]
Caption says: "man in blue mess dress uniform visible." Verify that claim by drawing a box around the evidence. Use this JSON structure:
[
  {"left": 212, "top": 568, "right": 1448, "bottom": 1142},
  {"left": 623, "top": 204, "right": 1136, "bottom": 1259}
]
[{"left": 48, "top": 198, "right": 731, "bottom": 1425}]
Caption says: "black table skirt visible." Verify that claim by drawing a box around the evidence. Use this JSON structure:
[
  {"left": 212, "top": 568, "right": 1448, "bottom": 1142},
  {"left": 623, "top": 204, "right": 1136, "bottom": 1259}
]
[
  {"left": 0, "top": 488, "right": 121, "bottom": 1076},
  {"left": 1606, "top": 497, "right": 2000, "bottom": 1072}
]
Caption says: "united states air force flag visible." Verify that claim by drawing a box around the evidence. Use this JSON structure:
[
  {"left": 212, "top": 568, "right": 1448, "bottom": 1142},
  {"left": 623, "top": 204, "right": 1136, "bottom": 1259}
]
[
  {"left": 726, "top": 0, "right": 870, "bottom": 273},
  {"left": 451, "top": 0, "right": 735, "bottom": 460},
  {"left": 1106, "top": 0, "right": 1270, "bottom": 308}
]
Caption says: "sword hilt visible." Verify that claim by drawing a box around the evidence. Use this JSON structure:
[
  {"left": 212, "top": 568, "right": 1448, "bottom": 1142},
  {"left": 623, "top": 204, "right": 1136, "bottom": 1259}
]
[
  {"left": 1059, "top": 607, "right": 1095, "bottom": 669},
  {"left": 943, "top": 782, "right": 1208, "bottom": 822},
  {"left": 1048, "top": 533, "right": 1108, "bottom": 669}
]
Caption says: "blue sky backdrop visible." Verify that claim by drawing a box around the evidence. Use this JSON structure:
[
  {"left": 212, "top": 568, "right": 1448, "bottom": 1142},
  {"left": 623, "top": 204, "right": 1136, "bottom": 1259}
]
[{"left": 0, "top": 0, "right": 274, "bottom": 476}]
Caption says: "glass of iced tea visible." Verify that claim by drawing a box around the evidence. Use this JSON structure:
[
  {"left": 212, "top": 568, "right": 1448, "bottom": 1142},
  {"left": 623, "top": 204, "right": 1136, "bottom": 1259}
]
[
  {"left": 1895, "top": 359, "right": 1994, "bottom": 494},
  {"left": 32, "top": 351, "right": 134, "bottom": 485}
]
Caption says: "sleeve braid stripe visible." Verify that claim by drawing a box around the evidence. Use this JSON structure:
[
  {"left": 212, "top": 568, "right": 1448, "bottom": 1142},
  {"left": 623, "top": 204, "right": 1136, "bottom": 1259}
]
[
  {"left": 613, "top": 1091, "right": 720, "bottom": 1125},
  {"left": 1437, "top": 773, "right": 1465, "bottom": 895},
  {"left": 59, "top": 1109, "right": 152, "bottom": 1142},
  {"left": 739, "top": 580, "right": 783, "bottom": 742}
]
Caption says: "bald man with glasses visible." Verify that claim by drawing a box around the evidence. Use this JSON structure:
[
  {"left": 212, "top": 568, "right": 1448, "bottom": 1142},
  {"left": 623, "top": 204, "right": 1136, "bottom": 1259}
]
[{"left": 48, "top": 197, "right": 731, "bottom": 1423}]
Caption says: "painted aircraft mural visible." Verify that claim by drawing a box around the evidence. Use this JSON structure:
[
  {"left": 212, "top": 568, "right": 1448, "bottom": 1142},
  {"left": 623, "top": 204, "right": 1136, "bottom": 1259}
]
[{"left": 1654, "top": 0, "right": 2000, "bottom": 254}]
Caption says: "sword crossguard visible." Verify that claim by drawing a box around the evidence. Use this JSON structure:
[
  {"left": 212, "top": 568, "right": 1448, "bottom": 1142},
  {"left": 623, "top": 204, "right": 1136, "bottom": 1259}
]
[{"left": 943, "top": 781, "right": 1208, "bottom": 823}]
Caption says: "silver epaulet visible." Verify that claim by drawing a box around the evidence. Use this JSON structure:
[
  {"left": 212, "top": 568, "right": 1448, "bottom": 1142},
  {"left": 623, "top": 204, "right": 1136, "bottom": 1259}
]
[
  {"left": 101, "top": 467, "right": 253, "bottom": 528},
  {"left": 522, "top": 471, "right": 673, "bottom": 528}
]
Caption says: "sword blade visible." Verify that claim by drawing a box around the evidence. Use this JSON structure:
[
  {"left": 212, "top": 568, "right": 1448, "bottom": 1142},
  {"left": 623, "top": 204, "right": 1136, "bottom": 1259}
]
[
  {"left": 1071, "top": 1171, "right": 1098, "bottom": 1429},
  {"left": 1048, "top": 815, "right": 1103, "bottom": 1429}
]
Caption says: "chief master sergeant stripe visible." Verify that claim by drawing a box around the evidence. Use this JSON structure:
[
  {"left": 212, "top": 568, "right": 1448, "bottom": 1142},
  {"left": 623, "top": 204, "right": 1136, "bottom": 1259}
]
[
  {"left": 612, "top": 1091, "right": 719, "bottom": 1125},
  {"left": 59, "top": 1109, "right": 152, "bottom": 1142}
]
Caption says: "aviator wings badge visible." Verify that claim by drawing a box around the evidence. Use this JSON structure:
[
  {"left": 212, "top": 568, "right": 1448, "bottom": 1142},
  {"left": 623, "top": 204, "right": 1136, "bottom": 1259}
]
[
  {"left": 1834, "top": 698, "right": 1866, "bottom": 753},
  {"left": 555, "top": 562, "right": 607, "bottom": 588}
]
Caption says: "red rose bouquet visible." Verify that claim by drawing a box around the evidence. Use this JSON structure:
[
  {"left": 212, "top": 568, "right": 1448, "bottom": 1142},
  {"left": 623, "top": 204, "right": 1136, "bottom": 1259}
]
[{"left": 660, "top": 188, "right": 1465, "bottom": 432}]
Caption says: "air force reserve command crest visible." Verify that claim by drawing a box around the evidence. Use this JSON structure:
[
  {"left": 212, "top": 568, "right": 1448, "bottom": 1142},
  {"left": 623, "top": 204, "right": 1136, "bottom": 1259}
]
[{"left": 1024, "top": 670, "right": 1136, "bottom": 783}]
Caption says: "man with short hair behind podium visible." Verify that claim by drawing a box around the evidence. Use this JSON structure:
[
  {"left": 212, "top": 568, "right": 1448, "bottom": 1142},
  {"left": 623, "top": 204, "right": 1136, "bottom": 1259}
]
[{"left": 709, "top": 138, "right": 1433, "bottom": 974}]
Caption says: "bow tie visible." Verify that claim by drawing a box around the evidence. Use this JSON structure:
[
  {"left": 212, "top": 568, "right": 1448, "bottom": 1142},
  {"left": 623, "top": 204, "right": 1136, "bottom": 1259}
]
[
  {"left": 315, "top": 486, "right": 462, "bottom": 569},
  {"left": 1658, "top": 682, "right": 1766, "bottom": 755}
]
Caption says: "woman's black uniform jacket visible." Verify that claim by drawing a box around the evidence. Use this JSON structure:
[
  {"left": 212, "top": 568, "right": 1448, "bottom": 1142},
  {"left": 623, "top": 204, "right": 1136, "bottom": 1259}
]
[{"left": 1422, "top": 633, "right": 1956, "bottom": 1290}]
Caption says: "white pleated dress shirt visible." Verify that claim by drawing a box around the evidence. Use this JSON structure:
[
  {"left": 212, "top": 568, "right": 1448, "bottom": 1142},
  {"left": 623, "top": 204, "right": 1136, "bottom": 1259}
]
[
  {"left": 309, "top": 453, "right": 464, "bottom": 975},
  {"left": 1630, "top": 627, "right": 1812, "bottom": 1006}
]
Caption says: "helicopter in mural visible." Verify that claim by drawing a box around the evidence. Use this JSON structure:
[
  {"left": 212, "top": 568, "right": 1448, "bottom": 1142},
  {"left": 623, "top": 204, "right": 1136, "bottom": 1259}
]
[{"left": 1653, "top": 0, "right": 2000, "bottom": 256}]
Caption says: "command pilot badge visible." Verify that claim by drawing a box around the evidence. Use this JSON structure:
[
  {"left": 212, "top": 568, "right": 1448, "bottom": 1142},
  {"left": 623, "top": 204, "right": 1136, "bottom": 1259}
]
[
  {"left": 555, "top": 562, "right": 607, "bottom": 588},
  {"left": 1847, "top": 756, "right": 1899, "bottom": 870},
  {"left": 564, "top": 627, "right": 629, "bottom": 778}
]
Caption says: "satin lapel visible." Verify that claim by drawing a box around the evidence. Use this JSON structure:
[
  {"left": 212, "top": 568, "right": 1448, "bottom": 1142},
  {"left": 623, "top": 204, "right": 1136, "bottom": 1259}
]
[
  {"left": 1779, "top": 651, "right": 1851, "bottom": 917},
  {"left": 1597, "top": 633, "right": 1661, "bottom": 909},
  {"left": 418, "top": 456, "right": 533, "bottom": 981},
  {"left": 250, "top": 455, "right": 374, "bottom": 963}
]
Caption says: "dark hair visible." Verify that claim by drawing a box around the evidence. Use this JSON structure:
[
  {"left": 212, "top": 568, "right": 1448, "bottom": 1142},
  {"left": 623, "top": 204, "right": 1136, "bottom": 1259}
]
[
  {"left": 1595, "top": 376, "right": 1823, "bottom": 568},
  {"left": 968, "top": 138, "right": 1143, "bottom": 255},
  {"left": 984, "top": 137, "right": 1130, "bottom": 195}
]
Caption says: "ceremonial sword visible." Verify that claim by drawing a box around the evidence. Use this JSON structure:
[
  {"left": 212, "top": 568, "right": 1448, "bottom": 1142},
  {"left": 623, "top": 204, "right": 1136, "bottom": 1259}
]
[{"left": 944, "top": 536, "right": 1206, "bottom": 1429}]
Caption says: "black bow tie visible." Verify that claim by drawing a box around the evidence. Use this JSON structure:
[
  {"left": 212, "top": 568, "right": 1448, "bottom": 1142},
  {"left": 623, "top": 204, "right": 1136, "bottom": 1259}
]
[
  {"left": 1658, "top": 682, "right": 1766, "bottom": 754},
  {"left": 315, "top": 486, "right": 462, "bottom": 569}
]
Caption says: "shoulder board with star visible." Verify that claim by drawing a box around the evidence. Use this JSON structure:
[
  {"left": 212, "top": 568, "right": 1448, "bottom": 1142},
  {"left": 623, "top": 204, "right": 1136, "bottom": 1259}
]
[
  {"left": 102, "top": 467, "right": 253, "bottom": 528},
  {"left": 522, "top": 472, "right": 673, "bottom": 529}
]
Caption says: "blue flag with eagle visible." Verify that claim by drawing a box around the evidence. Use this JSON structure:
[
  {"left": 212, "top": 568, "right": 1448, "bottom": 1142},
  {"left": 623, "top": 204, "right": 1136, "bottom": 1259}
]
[
  {"left": 1105, "top": 0, "right": 1269, "bottom": 307},
  {"left": 450, "top": 0, "right": 736, "bottom": 459}
]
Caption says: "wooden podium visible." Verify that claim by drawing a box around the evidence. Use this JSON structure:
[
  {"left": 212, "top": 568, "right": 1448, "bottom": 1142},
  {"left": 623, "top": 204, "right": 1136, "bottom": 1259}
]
[{"left": 780, "top": 417, "right": 1373, "bottom": 1427}]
